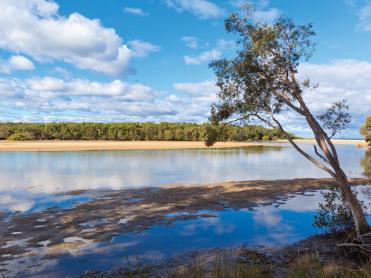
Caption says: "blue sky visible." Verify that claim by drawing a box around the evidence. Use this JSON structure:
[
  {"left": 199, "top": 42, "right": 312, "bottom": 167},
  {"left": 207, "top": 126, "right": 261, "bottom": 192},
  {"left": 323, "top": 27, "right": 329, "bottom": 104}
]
[{"left": 0, "top": 0, "right": 370, "bottom": 138}]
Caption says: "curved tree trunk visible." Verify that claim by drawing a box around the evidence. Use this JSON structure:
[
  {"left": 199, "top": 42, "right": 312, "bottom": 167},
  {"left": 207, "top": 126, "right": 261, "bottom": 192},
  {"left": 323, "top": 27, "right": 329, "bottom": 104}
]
[
  {"left": 304, "top": 111, "right": 370, "bottom": 235},
  {"left": 335, "top": 170, "right": 369, "bottom": 235},
  {"left": 284, "top": 97, "right": 369, "bottom": 235}
]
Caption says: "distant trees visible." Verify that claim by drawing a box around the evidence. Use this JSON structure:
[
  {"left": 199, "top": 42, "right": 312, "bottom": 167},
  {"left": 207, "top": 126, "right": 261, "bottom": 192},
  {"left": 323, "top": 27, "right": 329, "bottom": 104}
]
[
  {"left": 360, "top": 116, "right": 371, "bottom": 146},
  {"left": 0, "top": 122, "right": 289, "bottom": 142},
  {"left": 206, "top": 8, "right": 369, "bottom": 234}
]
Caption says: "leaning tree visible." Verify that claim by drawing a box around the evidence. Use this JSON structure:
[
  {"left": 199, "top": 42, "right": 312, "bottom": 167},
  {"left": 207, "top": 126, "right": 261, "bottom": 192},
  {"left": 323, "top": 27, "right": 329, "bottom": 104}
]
[{"left": 206, "top": 8, "right": 369, "bottom": 235}]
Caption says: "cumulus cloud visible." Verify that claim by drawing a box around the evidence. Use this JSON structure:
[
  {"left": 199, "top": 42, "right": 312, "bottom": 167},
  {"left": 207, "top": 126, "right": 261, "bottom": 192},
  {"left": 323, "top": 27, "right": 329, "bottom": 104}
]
[
  {"left": 0, "top": 55, "right": 35, "bottom": 74},
  {"left": 165, "top": 0, "right": 224, "bottom": 19},
  {"left": 248, "top": 59, "right": 371, "bottom": 137},
  {"left": 0, "top": 0, "right": 156, "bottom": 76},
  {"left": 0, "top": 76, "right": 176, "bottom": 122},
  {"left": 123, "top": 7, "right": 148, "bottom": 16},
  {"left": 181, "top": 36, "right": 199, "bottom": 49}
]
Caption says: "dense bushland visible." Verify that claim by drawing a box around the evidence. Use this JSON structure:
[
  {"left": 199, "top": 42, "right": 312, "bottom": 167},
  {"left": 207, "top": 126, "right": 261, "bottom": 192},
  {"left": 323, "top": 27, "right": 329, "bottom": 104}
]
[{"left": 0, "top": 122, "right": 291, "bottom": 141}]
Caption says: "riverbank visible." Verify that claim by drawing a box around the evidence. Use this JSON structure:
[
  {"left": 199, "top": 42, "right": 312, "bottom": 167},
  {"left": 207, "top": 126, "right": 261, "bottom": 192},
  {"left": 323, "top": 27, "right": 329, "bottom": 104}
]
[{"left": 0, "top": 139, "right": 367, "bottom": 151}]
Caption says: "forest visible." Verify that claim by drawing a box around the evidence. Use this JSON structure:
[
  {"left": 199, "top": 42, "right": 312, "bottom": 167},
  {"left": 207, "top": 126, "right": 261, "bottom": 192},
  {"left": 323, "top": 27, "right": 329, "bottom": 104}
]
[{"left": 0, "top": 122, "right": 291, "bottom": 141}]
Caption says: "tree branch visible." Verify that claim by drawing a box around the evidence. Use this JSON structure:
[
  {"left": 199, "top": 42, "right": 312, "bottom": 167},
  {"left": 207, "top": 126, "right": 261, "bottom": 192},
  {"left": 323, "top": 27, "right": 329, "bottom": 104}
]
[
  {"left": 313, "top": 144, "right": 329, "bottom": 164},
  {"left": 267, "top": 111, "right": 336, "bottom": 178}
]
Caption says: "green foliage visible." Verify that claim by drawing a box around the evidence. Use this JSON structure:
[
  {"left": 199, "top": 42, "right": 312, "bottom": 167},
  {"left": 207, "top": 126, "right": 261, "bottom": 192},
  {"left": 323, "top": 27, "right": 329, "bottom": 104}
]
[
  {"left": 318, "top": 100, "right": 351, "bottom": 138},
  {"left": 7, "top": 132, "right": 35, "bottom": 141},
  {"left": 360, "top": 116, "right": 371, "bottom": 146},
  {"left": 360, "top": 149, "right": 370, "bottom": 178},
  {"left": 0, "top": 122, "right": 290, "bottom": 142},
  {"left": 313, "top": 186, "right": 357, "bottom": 233}
]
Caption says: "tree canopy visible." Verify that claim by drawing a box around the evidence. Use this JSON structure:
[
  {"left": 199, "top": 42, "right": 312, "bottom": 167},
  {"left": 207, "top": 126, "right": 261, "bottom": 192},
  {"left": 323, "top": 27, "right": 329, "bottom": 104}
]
[
  {"left": 0, "top": 122, "right": 289, "bottom": 142},
  {"left": 360, "top": 116, "right": 371, "bottom": 146}
]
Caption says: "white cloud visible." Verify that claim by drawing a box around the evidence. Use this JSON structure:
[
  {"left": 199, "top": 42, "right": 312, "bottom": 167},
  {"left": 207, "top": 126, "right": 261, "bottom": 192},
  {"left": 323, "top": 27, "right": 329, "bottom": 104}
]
[
  {"left": 174, "top": 80, "right": 217, "bottom": 95},
  {"left": 173, "top": 60, "right": 371, "bottom": 138},
  {"left": 0, "top": 55, "right": 35, "bottom": 74},
  {"left": 287, "top": 59, "right": 371, "bottom": 137},
  {"left": 230, "top": 0, "right": 281, "bottom": 23},
  {"left": 0, "top": 77, "right": 168, "bottom": 120},
  {"left": 184, "top": 49, "right": 221, "bottom": 65},
  {"left": 253, "top": 8, "right": 281, "bottom": 23},
  {"left": 356, "top": 4, "right": 371, "bottom": 31},
  {"left": 184, "top": 39, "right": 234, "bottom": 65},
  {"left": 128, "top": 40, "right": 160, "bottom": 58},
  {"left": 25, "top": 77, "right": 155, "bottom": 101},
  {"left": 0, "top": 0, "right": 156, "bottom": 76},
  {"left": 123, "top": 7, "right": 148, "bottom": 16},
  {"left": 181, "top": 36, "right": 199, "bottom": 49},
  {"left": 166, "top": 0, "right": 224, "bottom": 19}
]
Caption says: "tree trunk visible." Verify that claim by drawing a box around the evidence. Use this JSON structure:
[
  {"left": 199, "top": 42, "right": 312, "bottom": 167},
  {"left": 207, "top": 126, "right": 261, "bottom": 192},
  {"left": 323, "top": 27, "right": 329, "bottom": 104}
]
[
  {"left": 335, "top": 171, "right": 369, "bottom": 235},
  {"left": 295, "top": 102, "right": 369, "bottom": 235}
]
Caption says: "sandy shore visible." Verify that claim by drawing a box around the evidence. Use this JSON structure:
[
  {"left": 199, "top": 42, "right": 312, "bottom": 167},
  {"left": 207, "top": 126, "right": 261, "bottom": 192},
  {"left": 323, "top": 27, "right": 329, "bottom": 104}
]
[
  {"left": 0, "top": 140, "right": 266, "bottom": 152},
  {"left": 0, "top": 139, "right": 367, "bottom": 151},
  {"left": 280, "top": 139, "right": 368, "bottom": 147}
]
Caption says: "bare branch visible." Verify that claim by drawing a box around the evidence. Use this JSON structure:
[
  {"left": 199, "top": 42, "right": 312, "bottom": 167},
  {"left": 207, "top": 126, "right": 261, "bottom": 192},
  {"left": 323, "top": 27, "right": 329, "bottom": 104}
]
[
  {"left": 268, "top": 111, "right": 336, "bottom": 178},
  {"left": 313, "top": 145, "right": 329, "bottom": 164}
]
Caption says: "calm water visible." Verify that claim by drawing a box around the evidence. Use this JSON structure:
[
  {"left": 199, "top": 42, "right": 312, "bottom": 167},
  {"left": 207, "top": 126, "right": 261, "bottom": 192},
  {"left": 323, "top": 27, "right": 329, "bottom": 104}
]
[
  {"left": 9, "top": 188, "right": 371, "bottom": 277},
  {"left": 0, "top": 144, "right": 370, "bottom": 277},
  {"left": 0, "top": 144, "right": 368, "bottom": 213}
]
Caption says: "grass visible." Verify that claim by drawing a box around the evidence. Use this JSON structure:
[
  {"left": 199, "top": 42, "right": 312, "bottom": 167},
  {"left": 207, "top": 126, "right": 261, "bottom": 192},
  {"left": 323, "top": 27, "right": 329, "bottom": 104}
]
[{"left": 163, "top": 253, "right": 371, "bottom": 278}]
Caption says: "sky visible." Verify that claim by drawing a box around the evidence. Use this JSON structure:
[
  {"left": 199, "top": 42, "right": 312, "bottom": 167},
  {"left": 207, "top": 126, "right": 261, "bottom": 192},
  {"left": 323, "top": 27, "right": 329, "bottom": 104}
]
[{"left": 0, "top": 0, "right": 370, "bottom": 138}]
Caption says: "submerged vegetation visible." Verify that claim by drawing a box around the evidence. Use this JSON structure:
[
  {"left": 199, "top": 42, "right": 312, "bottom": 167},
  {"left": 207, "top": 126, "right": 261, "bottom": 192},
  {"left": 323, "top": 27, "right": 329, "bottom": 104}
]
[{"left": 0, "top": 122, "right": 290, "bottom": 141}]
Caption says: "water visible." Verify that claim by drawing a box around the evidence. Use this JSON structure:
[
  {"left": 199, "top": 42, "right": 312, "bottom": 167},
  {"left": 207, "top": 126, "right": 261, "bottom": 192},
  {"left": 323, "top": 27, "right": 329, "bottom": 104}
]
[
  {"left": 0, "top": 144, "right": 369, "bottom": 277},
  {"left": 8, "top": 188, "right": 371, "bottom": 277},
  {"left": 0, "top": 144, "right": 368, "bottom": 213}
]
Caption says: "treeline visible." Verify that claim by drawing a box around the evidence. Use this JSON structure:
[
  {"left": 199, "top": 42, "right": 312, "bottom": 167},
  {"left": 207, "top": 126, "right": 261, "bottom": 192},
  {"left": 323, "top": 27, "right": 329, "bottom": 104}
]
[{"left": 0, "top": 122, "right": 291, "bottom": 141}]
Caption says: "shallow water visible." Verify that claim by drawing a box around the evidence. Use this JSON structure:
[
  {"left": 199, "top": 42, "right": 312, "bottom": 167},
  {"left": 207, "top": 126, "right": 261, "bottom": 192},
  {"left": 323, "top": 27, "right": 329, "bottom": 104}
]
[
  {"left": 0, "top": 144, "right": 370, "bottom": 277},
  {"left": 4, "top": 187, "right": 370, "bottom": 277},
  {"left": 0, "top": 144, "right": 368, "bottom": 213}
]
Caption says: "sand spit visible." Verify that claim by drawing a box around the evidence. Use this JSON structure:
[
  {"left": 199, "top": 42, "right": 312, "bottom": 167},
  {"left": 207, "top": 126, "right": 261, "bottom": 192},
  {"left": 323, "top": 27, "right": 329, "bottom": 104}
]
[
  {"left": 0, "top": 140, "right": 266, "bottom": 152},
  {"left": 0, "top": 139, "right": 367, "bottom": 152}
]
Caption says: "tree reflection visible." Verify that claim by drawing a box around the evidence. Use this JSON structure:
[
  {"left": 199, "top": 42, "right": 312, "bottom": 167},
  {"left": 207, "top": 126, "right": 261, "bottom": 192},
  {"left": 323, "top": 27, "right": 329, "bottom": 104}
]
[{"left": 360, "top": 149, "right": 370, "bottom": 178}]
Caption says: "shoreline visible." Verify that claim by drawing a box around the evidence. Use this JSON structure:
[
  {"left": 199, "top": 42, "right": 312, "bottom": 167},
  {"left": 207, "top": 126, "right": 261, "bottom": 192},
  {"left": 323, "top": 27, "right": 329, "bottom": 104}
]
[{"left": 0, "top": 139, "right": 367, "bottom": 152}]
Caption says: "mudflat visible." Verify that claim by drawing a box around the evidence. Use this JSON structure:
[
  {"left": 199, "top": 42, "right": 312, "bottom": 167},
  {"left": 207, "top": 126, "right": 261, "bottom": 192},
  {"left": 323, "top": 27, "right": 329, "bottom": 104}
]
[{"left": 0, "top": 139, "right": 367, "bottom": 151}]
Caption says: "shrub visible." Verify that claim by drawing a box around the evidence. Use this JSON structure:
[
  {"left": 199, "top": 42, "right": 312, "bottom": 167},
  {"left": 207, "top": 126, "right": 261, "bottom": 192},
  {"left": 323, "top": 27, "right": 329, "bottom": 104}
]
[
  {"left": 7, "top": 132, "right": 35, "bottom": 141},
  {"left": 262, "top": 135, "right": 272, "bottom": 141},
  {"left": 313, "top": 186, "right": 366, "bottom": 233}
]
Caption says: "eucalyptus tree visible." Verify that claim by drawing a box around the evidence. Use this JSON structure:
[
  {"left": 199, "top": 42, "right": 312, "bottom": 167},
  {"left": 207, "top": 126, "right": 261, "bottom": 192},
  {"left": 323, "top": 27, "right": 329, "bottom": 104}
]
[{"left": 207, "top": 8, "right": 369, "bottom": 234}]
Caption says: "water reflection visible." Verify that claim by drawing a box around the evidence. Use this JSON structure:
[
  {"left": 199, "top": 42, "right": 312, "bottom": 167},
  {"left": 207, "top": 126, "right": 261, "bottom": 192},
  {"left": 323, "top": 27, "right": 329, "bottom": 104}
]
[
  {"left": 3, "top": 187, "right": 370, "bottom": 277},
  {"left": 5, "top": 202, "right": 315, "bottom": 277},
  {"left": 0, "top": 144, "right": 368, "bottom": 213},
  {"left": 361, "top": 148, "right": 370, "bottom": 178}
]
